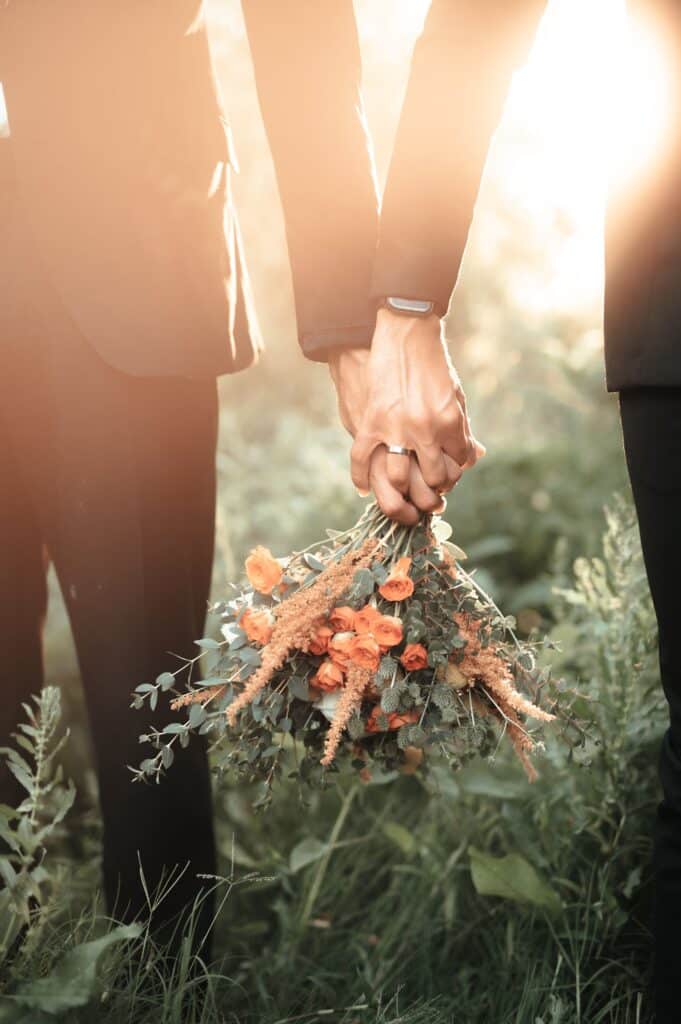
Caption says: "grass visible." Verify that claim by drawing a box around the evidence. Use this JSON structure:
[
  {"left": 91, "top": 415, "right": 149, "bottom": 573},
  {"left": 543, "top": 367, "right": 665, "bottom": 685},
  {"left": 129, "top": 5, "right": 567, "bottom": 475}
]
[{"left": 0, "top": 397, "right": 663, "bottom": 1023}]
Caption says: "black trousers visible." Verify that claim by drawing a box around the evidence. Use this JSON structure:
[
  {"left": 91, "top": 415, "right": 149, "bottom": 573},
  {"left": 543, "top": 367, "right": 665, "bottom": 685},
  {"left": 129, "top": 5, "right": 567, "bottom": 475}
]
[
  {"left": 0, "top": 175, "right": 218, "bottom": 942},
  {"left": 620, "top": 388, "right": 681, "bottom": 1022}
]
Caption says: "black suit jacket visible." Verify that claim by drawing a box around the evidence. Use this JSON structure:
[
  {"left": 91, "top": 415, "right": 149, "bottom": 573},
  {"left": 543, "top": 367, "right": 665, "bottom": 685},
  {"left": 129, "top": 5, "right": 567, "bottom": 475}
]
[
  {"left": 370, "top": 0, "right": 681, "bottom": 392},
  {"left": 0, "top": 1, "right": 379, "bottom": 377}
]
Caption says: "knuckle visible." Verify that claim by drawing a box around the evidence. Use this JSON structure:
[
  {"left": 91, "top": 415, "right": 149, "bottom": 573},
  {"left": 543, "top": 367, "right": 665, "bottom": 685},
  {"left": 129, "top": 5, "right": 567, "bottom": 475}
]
[
  {"left": 382, "top": 497, "right": 404, "bottom": 519},
  {"left": 421, "top": 493, "right": 442, "bottom": 513}
]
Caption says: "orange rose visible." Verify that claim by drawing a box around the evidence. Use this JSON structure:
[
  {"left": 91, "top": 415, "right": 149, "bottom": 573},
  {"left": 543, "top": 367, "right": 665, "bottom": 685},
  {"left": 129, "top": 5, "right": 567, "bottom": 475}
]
[
  {"left": 329, "top": 606, "right": 356, "bottom": 632},
  {"left": 245, "top": 545, "right": 283, "bottom": 595},
  {"left": 365, "top": 705, "right": 388, "bottom": 734},
  {"left": 378, "top": 556, "right": 415, "bottom": 602},
  {"left": 373, "top": 614, "right": 404, "bottom": 648},
  {"left": 240, "top": 607, "right": 274, "bottom": 646},
  {"left": 328, "top": 631, "right": 354, "bottom": 668},
  {"left": 309, "top": 624, "right": 333, "bottom": 656},
  {"left": 355, "top": 604, "right": 381, "bottom": 635},
  {"left": 400, "top": 643, "right": 429, "bottom": 672},
  {"left": 389, "top": 710, "right": 419, "bottom": 730},
  {"left": 349, "top": 633, "right": 381, "bottom": 672},
  {"left": 366, "top": 705, "right": 419, "bottom": 734},
  {"left": 314, "top": 659, "right": 345, "bottom": 692}
]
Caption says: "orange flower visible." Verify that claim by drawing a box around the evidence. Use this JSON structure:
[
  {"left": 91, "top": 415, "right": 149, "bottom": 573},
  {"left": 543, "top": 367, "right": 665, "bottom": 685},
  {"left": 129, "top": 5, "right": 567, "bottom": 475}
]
[
  {"left": 328, "top": 631, "right": 354, "bottom": 668},
  {"left": 245, "top": 545, "right": 283, "bottom": 595},
  {"left": 355, "top": 604, "right": 381, "bottom": 634},
  {"left": 366, "top": 705, "right": 419, "bottom": 734},
  {"left": 309, "top": 624, "right": 334, "bottom": 656},
  {"left": 400, "top": 643, "right": 429, "bottom": 672},
  {"left": 349, "top": 633, "right": 381, "bottom": 673},
  {"left": 329, "top": 606, "right": 356, "bottom": 632},
  {"left": 365, "top": 705, "right": 387, "bottom": 734},
  {"left": 314, "top": 659, "right": 345, "bottom": 692},
  {"left": 389, "top": 710, "right": 419, "bottom": 730},
  {"left": 372, "top": 614, "right": 404, "bottom": 648},
  {"left": 240, "top": 607, "right": 274, "bottom": 646},
  {"left": 378, "top": 556, "right": 414, "bottom": 602}
]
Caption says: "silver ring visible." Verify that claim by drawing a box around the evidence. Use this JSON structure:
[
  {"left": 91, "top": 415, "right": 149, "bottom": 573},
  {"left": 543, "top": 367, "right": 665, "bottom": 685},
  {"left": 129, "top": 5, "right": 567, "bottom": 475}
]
[{"left": 385, "top": 444, "right": 412, "bottom": 457}]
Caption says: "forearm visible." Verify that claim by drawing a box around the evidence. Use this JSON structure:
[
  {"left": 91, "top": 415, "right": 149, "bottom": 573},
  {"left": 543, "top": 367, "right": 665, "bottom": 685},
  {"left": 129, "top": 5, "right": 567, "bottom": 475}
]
[
  {"left": 371, "top": 0, "right": 547, "bottom": 314},
  {"left": 241, "top": 1, "right": 380, "bottom": 359}
]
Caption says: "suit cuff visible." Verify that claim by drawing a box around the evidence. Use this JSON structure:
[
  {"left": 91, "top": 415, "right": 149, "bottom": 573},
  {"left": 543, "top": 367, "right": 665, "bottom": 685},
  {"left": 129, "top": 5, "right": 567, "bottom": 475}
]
[
  {"left": 370, "top": 237, "right": 459, "bottom": 320},
  {"left": 300, "top": 322, "right": 375, "bottom": 362}
]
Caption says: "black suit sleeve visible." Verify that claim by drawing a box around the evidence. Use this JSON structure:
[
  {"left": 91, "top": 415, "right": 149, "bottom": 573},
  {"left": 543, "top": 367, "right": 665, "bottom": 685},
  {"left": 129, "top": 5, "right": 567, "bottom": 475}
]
[
  {"left": 241, "top": 1, "right": 380, "bottom": 360},
  {"left": 371, "top": 0, "right": 547, "bottom": 316}
]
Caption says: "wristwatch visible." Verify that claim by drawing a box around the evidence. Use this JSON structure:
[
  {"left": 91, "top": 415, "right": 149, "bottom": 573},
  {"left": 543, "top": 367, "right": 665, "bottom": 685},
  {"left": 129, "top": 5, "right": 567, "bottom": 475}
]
[{"left": 379, "top": 296, "right": 436, "bottom": 318}]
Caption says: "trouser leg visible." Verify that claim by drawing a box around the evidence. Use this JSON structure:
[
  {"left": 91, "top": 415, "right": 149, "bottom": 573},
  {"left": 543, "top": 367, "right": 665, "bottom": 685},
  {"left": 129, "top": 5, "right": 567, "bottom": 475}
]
[
  {"left": 1, "top": 313, "right": 218, "bottom": 949},
  {"left": 619, "top": 386, "right": 681, "bottom": 1023},
  {"left": 0, "top": 413, "right": 48, "bottom": 810}
]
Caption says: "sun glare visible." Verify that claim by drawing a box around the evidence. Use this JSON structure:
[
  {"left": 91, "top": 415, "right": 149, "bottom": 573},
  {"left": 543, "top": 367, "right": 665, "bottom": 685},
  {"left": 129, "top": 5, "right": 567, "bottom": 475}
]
[
  {"left": 513, "top": 0, "right": 673, "bottom": 198},
  {"left": 467, "top": 0, "right": 676, "bottom": 322}
]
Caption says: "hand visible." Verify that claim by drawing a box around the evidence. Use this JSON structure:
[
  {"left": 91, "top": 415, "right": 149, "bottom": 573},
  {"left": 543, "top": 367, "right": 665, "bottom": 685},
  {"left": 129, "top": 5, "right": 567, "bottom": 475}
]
[
  {"left": 328, "top": 309, "right": 484, "bottom": 519},
  {"left": 330, "top": 345, "right": 446, "bottom": 523}
]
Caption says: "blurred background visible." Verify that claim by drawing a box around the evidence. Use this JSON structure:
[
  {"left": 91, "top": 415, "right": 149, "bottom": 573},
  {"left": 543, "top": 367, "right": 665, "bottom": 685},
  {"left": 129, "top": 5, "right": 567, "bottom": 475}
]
[{"left": 28, "top": 2, "right": 673, "bottom": 1020}]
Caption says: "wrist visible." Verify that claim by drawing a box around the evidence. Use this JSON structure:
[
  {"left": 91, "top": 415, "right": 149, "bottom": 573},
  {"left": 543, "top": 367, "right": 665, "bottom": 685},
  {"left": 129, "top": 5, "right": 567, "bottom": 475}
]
[{"left": 373, "top": 307, "right": 443, "bottom": 352}]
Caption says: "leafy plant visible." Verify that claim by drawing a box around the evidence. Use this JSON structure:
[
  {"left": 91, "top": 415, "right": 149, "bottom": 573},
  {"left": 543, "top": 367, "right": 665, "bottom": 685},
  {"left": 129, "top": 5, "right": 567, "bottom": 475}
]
[{"left": 0, "top": 688, "right": 75, "bottom": 963}]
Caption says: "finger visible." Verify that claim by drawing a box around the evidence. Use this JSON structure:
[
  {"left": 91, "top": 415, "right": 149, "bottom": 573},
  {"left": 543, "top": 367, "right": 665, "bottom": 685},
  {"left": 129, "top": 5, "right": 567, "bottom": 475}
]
[
  {"left": 441, "top": 419, "right": 471, "bottom": 466},
  {"left": 442, "top": 453, "right": 464, "bottom": 491},
  {"left": 350, "top": 433, "right": 378, "bottom": 496},
  {"left": 385, "top": 447, "right": 412, "bottom": 494},
  {"left": 370, "top": 449, "right": 419, "bottom": 525},
  {"left": 408, "top": 457, "right": 446, "bottom": 514},
  {"left": 413, "top": 442, "right": 449, "bottom": 491}
]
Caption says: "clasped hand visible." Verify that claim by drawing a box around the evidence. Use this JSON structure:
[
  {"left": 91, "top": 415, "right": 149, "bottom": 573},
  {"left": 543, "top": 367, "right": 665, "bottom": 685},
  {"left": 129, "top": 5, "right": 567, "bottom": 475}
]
[{"left": 328, "top": 308, "right": 485, "bottom": 525}]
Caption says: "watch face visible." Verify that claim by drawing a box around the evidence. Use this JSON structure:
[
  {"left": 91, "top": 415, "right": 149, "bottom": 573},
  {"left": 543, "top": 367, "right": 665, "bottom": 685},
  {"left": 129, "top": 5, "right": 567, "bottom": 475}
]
[{"left": 386, "top": 297, "right": 434, "bottom": 316}]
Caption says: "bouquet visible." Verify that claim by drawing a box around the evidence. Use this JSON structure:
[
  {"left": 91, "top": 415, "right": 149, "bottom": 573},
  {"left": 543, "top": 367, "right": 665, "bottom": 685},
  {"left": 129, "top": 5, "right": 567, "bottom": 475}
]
[{"left": 133, "top": 503, "right": 562, "bottom": 805}]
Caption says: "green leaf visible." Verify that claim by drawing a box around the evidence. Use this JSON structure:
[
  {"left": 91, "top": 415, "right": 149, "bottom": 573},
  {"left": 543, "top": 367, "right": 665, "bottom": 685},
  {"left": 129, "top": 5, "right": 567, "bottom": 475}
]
[
  {"left": 382, "top": 821, "right": 415, "bottom": 856},
  {"left": 239, "top": 647, "right": 262, "bottom": 667},
  {"left": 457, "top": 761, "right": 526, "bottom": 800},
  {"left": 289, "top": 836, "right": 327, "bottom": 874},
  {"left": 11, "top": 924, "right": 142, "bottom": 1012},
  {"left": 303, "top": 553, "right": 325, "bottom": 572},
  {"left": 188, "top": 703, "right": 207, "bottom": 729},
  {"left": 195, "top": 637, "right": 220, "bottom": 650},
  {"left": 347, "top": 568, "right": 376, "bottom": 603},
  {"left": 289, "top": 677, "right": 310, "bottom": 702},
  {"left": 469, "top": 846, "right": 562, "bottom": 915}
]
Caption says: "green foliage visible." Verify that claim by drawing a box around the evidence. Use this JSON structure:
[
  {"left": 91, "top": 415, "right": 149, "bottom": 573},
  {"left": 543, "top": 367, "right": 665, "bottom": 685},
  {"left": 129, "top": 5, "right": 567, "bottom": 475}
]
[
  {"left": 0, "top": 688, "right": 75, "bottom": 962},
  {"left": 469, "top": 845, "right": 562, "bottom": 914}
]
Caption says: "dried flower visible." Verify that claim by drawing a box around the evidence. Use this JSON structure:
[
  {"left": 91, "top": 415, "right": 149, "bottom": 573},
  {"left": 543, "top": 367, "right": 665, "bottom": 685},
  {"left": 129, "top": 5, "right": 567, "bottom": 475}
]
[
  {"left": 320, "top": 664, "right": 372, "bottom": 767},
  {"left": 227, "top": 538, "right": 381, "bottom": 726}
]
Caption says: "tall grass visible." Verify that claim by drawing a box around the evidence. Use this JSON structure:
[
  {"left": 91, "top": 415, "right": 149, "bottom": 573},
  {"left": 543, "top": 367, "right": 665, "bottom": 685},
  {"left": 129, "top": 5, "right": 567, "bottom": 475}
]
[{"left": 0, "top": 497, "right": 664, "bottom": 1023}]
